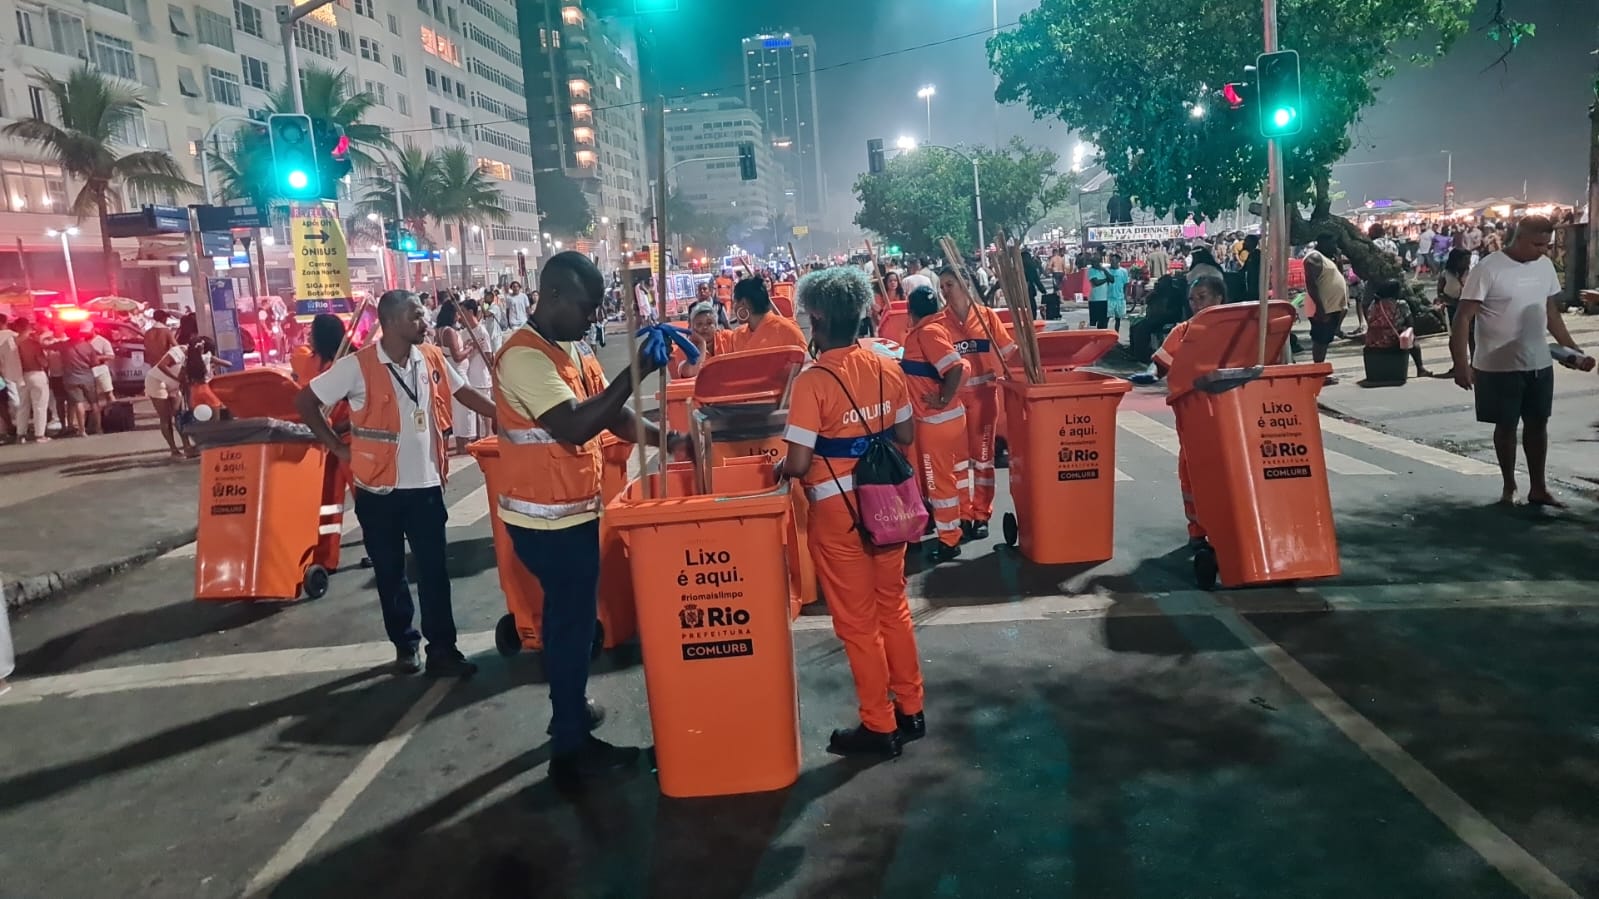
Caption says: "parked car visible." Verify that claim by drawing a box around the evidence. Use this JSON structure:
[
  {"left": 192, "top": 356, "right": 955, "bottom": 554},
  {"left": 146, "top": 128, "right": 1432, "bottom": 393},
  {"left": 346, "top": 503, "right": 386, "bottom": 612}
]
[{"left": 92, "top": 318, "right": 150, "bottom": 396}]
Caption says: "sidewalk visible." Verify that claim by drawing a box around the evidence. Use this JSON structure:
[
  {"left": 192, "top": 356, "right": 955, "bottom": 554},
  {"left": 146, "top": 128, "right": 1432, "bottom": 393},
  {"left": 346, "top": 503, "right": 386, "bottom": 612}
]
[
  {"left": 1, "top": 400, "right": 198, "bottom": 608},
  {"left": 1315, "top": 314, "right": 1599, "bottom": 498}
]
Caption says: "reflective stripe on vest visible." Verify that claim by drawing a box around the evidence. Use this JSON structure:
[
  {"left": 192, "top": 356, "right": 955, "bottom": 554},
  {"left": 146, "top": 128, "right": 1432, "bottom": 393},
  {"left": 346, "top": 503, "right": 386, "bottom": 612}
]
[
  {"left": 807, "top": 473, "right": 854, "bottom": 503},
  {"left": 497, "top": 494, "right": 602, "bottom": 521},
  {"left": 351, "top": 426, "right": 400, "bottom": 443},
  {"left": 917, "top": 405, "right": 966, "bottom": 426},
  {"left": 500, "top": 426, "right": 559, "bottom": 444}
]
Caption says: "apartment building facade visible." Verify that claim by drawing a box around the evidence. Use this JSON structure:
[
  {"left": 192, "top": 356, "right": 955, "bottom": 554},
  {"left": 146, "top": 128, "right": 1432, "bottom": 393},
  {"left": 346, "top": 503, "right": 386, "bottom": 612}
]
[{"left": 664, "top": 95, "right": 785, "bottom": 240}]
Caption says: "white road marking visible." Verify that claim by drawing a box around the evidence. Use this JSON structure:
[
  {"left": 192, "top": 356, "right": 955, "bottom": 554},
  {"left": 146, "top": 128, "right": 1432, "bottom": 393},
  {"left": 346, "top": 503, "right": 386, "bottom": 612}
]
[
  {"left": 1321, "top": 449, "right": 1393, "bottom": 476},
  {"left": 1114, "top": 468, "right": 1132, "bottom": 481},
  {"left": 1117, "top": 411, "right": 1182, "bottom": 455},
  {"left": 1215, "top": 610, "right": 1581, "bottom": 899},
  {"left": 242, "top": 680, "right": 454, "bottom": 897},
  {"left": 8, "top": 581, "right": 1597, "bottom": 704},
  {"left": 1319, "top": 415, "right": 1500, "bottom": 476},
  {"left": 446, "top": 486, "right": 489, "bottom": 528}
]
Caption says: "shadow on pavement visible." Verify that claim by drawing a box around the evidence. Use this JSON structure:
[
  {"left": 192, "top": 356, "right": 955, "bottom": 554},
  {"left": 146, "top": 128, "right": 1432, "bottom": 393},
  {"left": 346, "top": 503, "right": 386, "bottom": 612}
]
[
  {"left": 60, "top": 452, "right": 181, "bottom": 477},
  {"left": 15, "top": 599, "right": 282, "bottom": 676},
  {"left": 0, "top": 451, "right": 167, "bottom": 478},
  {"left": 914, "top": 539, "right": 1180, "bottom": 607}
]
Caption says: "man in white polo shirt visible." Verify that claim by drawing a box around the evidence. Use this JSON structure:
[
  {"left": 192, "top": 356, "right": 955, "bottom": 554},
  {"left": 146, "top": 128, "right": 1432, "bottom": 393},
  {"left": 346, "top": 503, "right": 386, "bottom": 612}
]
[{"left": 1450, "top": 215, "right": 1590, "bottom": 507}]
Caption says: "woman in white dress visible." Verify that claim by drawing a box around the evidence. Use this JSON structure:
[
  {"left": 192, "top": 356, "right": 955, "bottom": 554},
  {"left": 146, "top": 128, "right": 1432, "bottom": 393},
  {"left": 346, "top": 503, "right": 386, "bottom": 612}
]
[
  {"left": 459, "top": 298, "right": 495, "bottom": 422},
  {"left": 434, "top": 298, "right": 478, "bottom": 454}
]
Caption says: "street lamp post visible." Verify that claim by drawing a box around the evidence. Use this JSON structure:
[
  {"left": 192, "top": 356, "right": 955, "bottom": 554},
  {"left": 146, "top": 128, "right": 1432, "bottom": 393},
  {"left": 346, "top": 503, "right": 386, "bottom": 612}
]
[
  {"left": 600, "top": 215, "right": 611, "bottom": 271},
  {"left": 1441, "top": 149, "right": 1454, "bottom": 208},
  {"left": 45, "top": 226, "right": 79, "bottom": 303},
  {"left": 918, "top": 85, "right": 936, "bottom": 143}
]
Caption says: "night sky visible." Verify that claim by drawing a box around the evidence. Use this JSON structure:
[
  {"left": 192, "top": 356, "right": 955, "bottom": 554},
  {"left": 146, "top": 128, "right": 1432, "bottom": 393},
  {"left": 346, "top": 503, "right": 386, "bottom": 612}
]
[{"left": 632, "top": 0, "right": 1596, "bottom": 228}]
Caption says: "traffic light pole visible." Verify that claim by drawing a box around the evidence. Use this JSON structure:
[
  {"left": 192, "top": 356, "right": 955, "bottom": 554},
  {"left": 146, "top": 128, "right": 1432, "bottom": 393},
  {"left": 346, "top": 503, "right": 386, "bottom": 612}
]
[
  {"left": 1263, "top": 0, "right": 1289, "bottom": 328},
  {"left": 278, "top": 0, "right": 339, "bottom": 115}
]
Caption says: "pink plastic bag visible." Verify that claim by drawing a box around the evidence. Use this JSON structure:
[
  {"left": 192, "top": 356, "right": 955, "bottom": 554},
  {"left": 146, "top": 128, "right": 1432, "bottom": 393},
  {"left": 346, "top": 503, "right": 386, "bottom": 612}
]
[{"left": 855, "top": 477, "right": 930, "bottom": 547}]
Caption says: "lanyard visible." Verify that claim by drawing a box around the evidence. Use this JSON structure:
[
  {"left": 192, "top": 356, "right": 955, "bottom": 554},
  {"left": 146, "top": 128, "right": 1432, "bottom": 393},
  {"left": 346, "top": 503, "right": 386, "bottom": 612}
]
[{"left": 384, "top": 360, "right": 420, "bottom": 406}]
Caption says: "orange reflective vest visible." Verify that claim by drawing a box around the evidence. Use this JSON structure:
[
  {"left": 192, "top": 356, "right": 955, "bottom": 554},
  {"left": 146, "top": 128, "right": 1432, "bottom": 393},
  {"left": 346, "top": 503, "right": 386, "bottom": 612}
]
[
  {"left": 347, "top": 343, "right": 455, "bottom": 493},
  {"left": 491, "top": 326, "right": 608, "bottom": 521}
]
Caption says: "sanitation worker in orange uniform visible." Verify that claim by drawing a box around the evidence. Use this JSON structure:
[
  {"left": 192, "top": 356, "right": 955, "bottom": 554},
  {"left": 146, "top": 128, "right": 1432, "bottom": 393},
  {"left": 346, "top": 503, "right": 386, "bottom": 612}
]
[
  {"left": 1153, "top": 274, "right": 1226, "bottom": 546},
  {"left": 726, "top": 277, "right": 808, "bottom": 354},
  {"left": 295, "top": 290, "right": 497, "bottom": 677},
  {"left": 899, "top": 284, "right": 969, "bottom": 563},
  {"left": 672, "top": 302, "right": 733, "bottom": 379},
  {"left": 494, "top": 251, "right": 684, "bottom": 785},
  {"left": 780, "top": 267, "right": 925, "bottom": 759},
  {"left": 936, "top": 265, "right": 1018, "bottom": 542}
]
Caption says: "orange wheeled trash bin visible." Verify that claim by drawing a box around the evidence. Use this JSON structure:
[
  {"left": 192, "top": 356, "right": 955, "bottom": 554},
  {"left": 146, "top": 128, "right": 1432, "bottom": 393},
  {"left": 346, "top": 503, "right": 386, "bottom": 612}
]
[
  {"left": 606, "top": 460, "right": 800, "bottom": 798},
  {"left": 192, "top": 369, "right": 345, "bottom": 601},
  {"left": 1166, "top": 302, "right": 1341, "bottom": 589},
  {"left": 997, "top": 330, "right": 1131, "bottom": 564},
  {"left": 688, "top": 346, "right": 815, "bottom": 613},
  {"left": 470, "top": 432, "right": 638, "bottom": 657}
]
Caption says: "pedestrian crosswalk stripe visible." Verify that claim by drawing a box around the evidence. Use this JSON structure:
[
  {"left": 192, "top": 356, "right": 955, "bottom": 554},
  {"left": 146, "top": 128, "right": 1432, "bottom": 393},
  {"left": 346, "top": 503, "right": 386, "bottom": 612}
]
[
  {"left": 1115, "top": 468, "right": 1131, "bottom": 481},
  {"left": 446, "top": 487, "right": 489, "bottom": 528},
  {"left": 1321, "top": 450, "right": 1391, "bottom": 476},
  {"left": 1318, "top": 415, "right": 1498, "bottom": 476},
  {"left": 1117, "top": 411, "right": 1182, "bottom": 455}
]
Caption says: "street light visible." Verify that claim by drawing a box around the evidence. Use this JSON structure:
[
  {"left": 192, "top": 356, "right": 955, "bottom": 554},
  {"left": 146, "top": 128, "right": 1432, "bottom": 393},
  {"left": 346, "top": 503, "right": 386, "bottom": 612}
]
[
  {"left": 1189, "top": 103, "right": 1207, "bottom": 119},
  {"left": 366, "top": 212, "right": 380, "bottom": 222},
  {"left": 45, "top": 226, "right": 80, "bottom": 303},
  {"left": 917, "top": 84, "right": 936, "bottom": 142},
  {"left": 896, "top": 135, "right": 918, "bottom": 151},
  {"left": 1441, "top": 149, "right": 1453, "bottom": 208}
]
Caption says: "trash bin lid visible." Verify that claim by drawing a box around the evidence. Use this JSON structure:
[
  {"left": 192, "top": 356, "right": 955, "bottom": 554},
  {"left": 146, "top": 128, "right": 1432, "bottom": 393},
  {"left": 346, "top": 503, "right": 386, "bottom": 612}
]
[
  {"left": 209, "top": 368, "right": 303, "bottom": 420},
  {"left": 1165, "top": 300, "right": 1297, "bottom": 398},
  {"left": 692, "top": 346, "right": 806, "bottom": 404},
  {"left": 1036, "top": 329, "right": 1121, "bottom": 370}
]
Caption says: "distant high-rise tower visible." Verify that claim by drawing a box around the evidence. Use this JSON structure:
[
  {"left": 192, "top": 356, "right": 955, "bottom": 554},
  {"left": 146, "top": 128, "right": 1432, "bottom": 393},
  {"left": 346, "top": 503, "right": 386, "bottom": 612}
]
[{"left": 742, "top": 32, "right": 824, "bottom": 222}]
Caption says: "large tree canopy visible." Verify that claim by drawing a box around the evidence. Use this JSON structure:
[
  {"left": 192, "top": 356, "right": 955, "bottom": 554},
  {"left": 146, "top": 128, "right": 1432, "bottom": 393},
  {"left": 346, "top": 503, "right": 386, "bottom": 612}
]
[
  {"left": 988, "top": 0, "right": 1478, "bottom": 265},
  {"left": 853, "top": 139, "right": 1076, "bottom": 254}
]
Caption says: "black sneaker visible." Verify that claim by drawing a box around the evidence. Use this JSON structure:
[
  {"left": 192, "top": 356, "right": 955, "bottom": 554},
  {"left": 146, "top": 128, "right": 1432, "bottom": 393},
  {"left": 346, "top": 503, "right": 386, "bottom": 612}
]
[
  {"left": 959, "top": 520, "right": 976, "bottom": 543},
  {"left": 895, "top": 710, "right": 926, "bottom": 743},
  {"left": 827, "top": 723, "right": 903, "bottom": 759},
  {"left": 549, "top": 736, "right": 642, "bottom": 784},
  {"left": 394, "top": 646, "right": 422, "bottom": 675},
  {"left": 927, "top": 542, "right": 962, "bottom": 564},
  {"left": 424, "top": 649, "right": 478, "bottom": 678},
  {"left": 969, "top": 520, "right": 990, "bottom": 540},
  {"left": 545, "top": 698, "right": 606, "bottom": 735}
]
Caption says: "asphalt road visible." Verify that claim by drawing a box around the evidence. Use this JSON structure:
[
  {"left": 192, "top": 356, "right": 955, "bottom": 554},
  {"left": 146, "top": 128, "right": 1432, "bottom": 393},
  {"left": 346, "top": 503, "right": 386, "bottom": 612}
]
[{"left": 3, "top": 330, "right": 1597, "bottom": 899}]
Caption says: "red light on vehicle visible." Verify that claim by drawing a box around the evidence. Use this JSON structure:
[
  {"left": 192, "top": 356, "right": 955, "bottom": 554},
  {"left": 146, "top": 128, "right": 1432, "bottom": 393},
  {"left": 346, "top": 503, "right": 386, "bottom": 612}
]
[{"left": 56, "top": 306, "right": 90, "bottom": 323}]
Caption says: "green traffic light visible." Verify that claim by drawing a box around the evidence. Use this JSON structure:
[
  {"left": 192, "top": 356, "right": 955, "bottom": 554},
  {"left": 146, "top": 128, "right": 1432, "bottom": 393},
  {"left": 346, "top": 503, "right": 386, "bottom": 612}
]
[
  {"left": 286, "top": 170, "right": 310, "bottom": 190},
  {"left": 1272, "top": 107, "right": 1295, "bottom": 128}
]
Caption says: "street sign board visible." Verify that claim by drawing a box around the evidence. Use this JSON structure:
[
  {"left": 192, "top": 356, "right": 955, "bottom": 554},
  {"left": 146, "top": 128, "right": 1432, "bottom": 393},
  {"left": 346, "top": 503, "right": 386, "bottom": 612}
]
[
  {"left": 202, "top": 231, "right": 236, "bottom": 257},
  {"left": 792, "top": 225, "right": 809, "bottom": 237},
  {"left": 1084, "top": 224, "right": 1183, "bottom": 243},
  {"left": 290, "top": 202, "right": 351, "bottom": 305},
  {"left": 207, "top": 278, "right": 245, "bottom": 371},
  {"left": 195, "top": 203, "right": 270, "bottom": 231},
  {"left": 105, "top": 204, "right": 191, "bottom": 237}
]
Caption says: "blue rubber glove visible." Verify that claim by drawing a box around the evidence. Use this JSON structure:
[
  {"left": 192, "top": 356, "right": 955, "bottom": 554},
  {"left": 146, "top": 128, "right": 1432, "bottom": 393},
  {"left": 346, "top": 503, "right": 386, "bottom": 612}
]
[{"left": 636, "top": 323, "right": 701, "bottom": 369}]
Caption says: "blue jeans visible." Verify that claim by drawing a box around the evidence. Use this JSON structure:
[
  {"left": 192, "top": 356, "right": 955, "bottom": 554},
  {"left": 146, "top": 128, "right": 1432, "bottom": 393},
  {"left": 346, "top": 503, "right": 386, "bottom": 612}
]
[
  {"left": 352, "top": 486, "right": 458, "bottom": 655},
  {"left": 506, "top": 518, "right": 601, "bottom": 753}
]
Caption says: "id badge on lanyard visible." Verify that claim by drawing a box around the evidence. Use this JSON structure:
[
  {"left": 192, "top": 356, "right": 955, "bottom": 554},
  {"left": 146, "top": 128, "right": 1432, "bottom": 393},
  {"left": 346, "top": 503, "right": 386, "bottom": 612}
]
[{"left": 386, "top": 361, "right": 427, "bottom": 432}]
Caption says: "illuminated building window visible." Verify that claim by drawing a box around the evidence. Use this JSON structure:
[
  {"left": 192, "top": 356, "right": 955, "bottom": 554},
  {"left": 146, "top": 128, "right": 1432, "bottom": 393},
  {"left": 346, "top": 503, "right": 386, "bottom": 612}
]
[{"left": 561, "top": 6, "right": 583, "bottom": 25}]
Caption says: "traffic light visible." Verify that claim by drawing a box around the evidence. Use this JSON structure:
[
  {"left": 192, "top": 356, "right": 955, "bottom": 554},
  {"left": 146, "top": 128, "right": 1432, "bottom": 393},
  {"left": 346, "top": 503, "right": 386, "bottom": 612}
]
[
  {"left": 1256, "top": 50, "right": 1302, "bottom": 138},
  {"left": 1222, "top": 82, "right": 1248, "bottom": 110},
  {"left": 384, "top": 221, "right": 418, "bottom": 252},
  {"left": 867, "top": 138, "right": 885, "bottom": 175},
  {"left": 737, "top": 141, "right": 756, "bottom": 180},
  {"left": 312, "top": 119, "right": 352, "bottom": 199},
  {"left": 268, "top": 113, "right": 319, "bottom": 199}
]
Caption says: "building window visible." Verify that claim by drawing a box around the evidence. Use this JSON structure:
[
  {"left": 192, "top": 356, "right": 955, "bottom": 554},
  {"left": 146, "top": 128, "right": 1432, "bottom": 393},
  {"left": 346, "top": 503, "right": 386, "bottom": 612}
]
[
  {"left": 338, "top": 29, "right": 352, "bottom": 52},
  {"left": 420, "top": 26, "right": 460, "bottom": 65},
  {"left": 440, "top": 74, "right": 453, "bottom": 94},
  {"left": 27, "top": 86, "right": 46, "bottom": 121},
  {"left": 112, "top": 111, "right": 148, "bottom": 148},
  {"left": 88, "top": 0, "right": 129, "bottom": 13},
  {"left": 240, "top": 55, "right": 270, "bottom": 91},
  {"left": 397, "top": 93, "right": 410, "bottom": 115},
  {"left": 293, "top": 21, "right": 335, "bottom": 59},
  {"left": 561, "top": 5, "right": 583, "bottom": 25},
  {"left": 206, "top": 67, "right": 242, "bottom": 106},
  {"left": 91, "top": 31, "right": 137, "bottom": 79},
  {"left": 392, "top": 54, "right": 406, "bottom": 74},
  {"left": 455, "top": 82, "right": 466, "bottom": 100},
  {"left": 232, "top": 0, "right": 263, "bottom": 37},
  {"left": 354, "top": 0, "right": 375, "bottom": 18},
  {"left": 387, "top": 13, "right": 399, "bottom": 34},
  {"left": 2, "top": 160, "right": 68, "bottom": 213},
  {"left": 446, "top": 6, "right": 457, "bottom": 31},
  {"left": 44, "top": 9, "right": 88, "bottom": 58},
  {"left": 477, "top": 158, "right": 511, "bottom": 181},
  {"left": 195, "top": 8, "right": 233, "bottom": 50},
  {"left": 138, "top": 54, "right": 160, "bottom": 89},
  {"left": 359, "top": 37, "right": 381, "bottom": 61},
  {"left": 364, "top": 80, "right": 387, "bottom": 106},
  {"left": 430, "top": 106, "right": 442, "bottom": 126},
  {"left": 425, "top": 68, "right": 438, "bottom": 89},
  {"left": 15, "top": 7, "right": 37, "bottom": 46},
  {"left": 177, "top": 67, "right": 202, "bottom": 97}
]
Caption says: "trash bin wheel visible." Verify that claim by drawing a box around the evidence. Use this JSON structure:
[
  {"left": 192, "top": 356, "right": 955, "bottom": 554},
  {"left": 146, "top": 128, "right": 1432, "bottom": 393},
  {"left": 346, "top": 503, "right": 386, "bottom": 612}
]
[
  {"left": 590, "top": 621, "right": 605, "bottom": 660},
  {"left": 495, "top": 614, "right": 521, "bottom": 657},
  {"left": 302, "top": 564, "right": 330, "bottom": 600},
  {"left": 1002, "top": 512, "right": 1019, "bottom": 547},
  {"left": 1193, "top": 544, "right": 1219, "bottom": 591}
]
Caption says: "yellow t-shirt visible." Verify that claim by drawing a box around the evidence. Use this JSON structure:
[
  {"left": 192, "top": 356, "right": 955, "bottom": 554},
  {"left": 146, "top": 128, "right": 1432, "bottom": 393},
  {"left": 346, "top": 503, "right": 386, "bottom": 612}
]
[{"left": 495, "top": 332, "right": 605, "bottom": 530}]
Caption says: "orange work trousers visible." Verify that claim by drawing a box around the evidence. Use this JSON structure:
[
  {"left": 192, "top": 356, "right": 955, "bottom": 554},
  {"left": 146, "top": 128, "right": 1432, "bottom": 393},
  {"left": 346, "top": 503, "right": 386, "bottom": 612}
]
[
  {"left": 316, "top": 452, "right": 350, "bottom": 570},
  {"left": 911, "top": 408, "right": 967, "bottom": 548},
  {"left": 959, "top": 383, "right": 999, "bottom": 522},
  {"left": 807, "top": 492, "right": 924, "bottom": 733},
  {"left": 1177, "top": 446, "right": 1204, "bottom": 540}
]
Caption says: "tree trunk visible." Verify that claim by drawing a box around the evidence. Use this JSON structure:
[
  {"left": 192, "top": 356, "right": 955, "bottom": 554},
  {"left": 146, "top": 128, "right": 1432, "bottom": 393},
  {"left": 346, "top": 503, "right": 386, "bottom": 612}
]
[
  {"left": 97, "top": 194, "right": 119, "bottom": 296},
  {"left": 457, "top": 219, "right": 469, "bottom": 288},
  {"left": 1585, "top": 99, "right": 1598, "bottom": 290},
  {"left": 1289, "top": 208, "right": 1401, "bottom": 287}
]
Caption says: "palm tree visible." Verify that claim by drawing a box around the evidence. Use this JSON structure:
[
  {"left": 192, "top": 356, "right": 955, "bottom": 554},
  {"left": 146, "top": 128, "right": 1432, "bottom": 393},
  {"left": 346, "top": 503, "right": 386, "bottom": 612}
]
[
  {"left": 2, "top": 65, "right": 195, "bottom": 294},
  {"left": 430, "top": 147, "right": 508, "bottom": 286},
  {"left": 356, "top": 143, "right": 444, "bottom": 245}
]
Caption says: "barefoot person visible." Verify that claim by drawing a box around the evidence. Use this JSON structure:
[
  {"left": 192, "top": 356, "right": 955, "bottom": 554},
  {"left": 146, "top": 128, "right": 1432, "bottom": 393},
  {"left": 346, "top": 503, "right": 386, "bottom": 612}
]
[{"left": 1449, "top": 215, "right": 1592, "bottom": 507}]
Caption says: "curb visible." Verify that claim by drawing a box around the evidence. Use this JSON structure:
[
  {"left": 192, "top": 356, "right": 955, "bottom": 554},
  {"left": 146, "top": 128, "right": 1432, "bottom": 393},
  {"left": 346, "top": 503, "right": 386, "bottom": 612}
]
[{"left": 1, "top": 528, "right": 197, "bottom": 611}]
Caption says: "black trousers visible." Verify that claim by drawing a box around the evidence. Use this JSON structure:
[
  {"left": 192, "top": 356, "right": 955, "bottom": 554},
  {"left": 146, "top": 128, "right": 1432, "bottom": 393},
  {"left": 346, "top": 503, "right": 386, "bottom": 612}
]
[
  {"left": 506, "top": 519, "right": 601, "bottom": 754},
  {"left": 353, "top": 486, "right": 459, "bottom": 655},
  {"left": 1088, "top": 300, "right": 1109, "bottom": 329}
]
